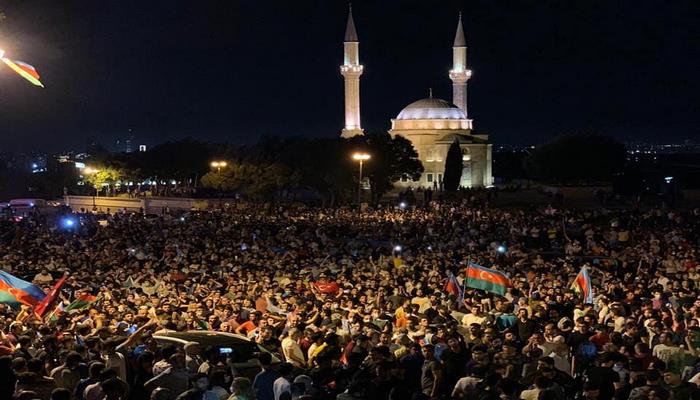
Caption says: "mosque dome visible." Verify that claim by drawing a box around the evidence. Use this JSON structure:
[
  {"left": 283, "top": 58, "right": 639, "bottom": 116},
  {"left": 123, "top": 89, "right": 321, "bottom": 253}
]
[{"left": 396, "top": 98, "right": 467, "bottom": 120}]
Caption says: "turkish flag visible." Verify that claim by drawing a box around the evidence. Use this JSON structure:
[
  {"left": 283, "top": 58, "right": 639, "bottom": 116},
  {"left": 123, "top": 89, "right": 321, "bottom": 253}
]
[{"left": 314, "top": 281, "right": 339, "bottom": 294}]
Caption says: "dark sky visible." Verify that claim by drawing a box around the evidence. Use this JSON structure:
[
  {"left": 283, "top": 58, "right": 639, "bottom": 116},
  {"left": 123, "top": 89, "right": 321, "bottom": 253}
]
[{"left": 0, "top": 0, "right": 698, "bottom": 153}]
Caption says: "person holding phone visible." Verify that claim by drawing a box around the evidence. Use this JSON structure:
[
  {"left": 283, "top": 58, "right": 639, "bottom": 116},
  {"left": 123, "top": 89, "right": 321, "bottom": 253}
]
[{"left": 198, "top": 346, "right": 223, "bottom": 375}]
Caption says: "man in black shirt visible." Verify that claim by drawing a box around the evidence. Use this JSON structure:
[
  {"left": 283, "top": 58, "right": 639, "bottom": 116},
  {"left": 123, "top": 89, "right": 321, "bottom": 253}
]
[
  {"left": 399, "top": 343, "right": 424, "bottom": 394},
  {"left": 420, "top": 344, "right": 443, "bottom": 399},
  {"left": 627, "top": 369, "right": 669, "bottom": 400},
  {"left": 583, "top": 353, "right": 620, "bottom": 400},
  {"left": 516, "top": 309, "right": 539, "bottom": 343},
  {"left": 440, "top": 336, "right": 469, "bottom": 394}
]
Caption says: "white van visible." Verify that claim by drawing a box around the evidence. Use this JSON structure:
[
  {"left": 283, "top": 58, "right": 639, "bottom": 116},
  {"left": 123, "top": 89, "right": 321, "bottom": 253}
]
[{"left": 8, "top": 198, "right": 53, "bottom": 217}]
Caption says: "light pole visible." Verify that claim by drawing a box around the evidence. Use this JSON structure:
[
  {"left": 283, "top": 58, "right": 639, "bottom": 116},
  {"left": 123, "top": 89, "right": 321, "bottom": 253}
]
[
  {"left": 352, "top": 153, "right": 370, "bottom": 205},
  {"left": 211, "top": 161, "right": 227, "bottom": 173},
  {"left": 210, "top": 161, "right": 228, "bottom": 209},
  {"left": 84, "top": 167, "right": 100, "bottom": 211}
]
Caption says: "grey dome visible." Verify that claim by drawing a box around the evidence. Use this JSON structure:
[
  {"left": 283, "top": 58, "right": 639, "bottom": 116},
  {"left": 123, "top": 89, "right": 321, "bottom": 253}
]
[{"left": 396, "top": 98, "right": 467, "bottom": 120}]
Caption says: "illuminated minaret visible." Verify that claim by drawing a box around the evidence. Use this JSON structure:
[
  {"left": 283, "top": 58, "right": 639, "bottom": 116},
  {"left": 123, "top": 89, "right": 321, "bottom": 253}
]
[
  {"left": 449, "top": 13, "right": 471, "bottom": 116},
  {"left": 340, "top": 5, "right": 364, "bottom": 138}
]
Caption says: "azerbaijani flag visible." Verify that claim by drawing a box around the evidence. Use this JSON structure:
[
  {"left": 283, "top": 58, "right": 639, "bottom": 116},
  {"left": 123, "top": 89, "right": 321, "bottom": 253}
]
[
  {"left": 65, "top": 293, "right": 98, "bottom": 313},
  {"left": 1, "top": 57, "right": 44, "bottom": 87},
  {"left": 0, "top": 270, "right": 46, "bottom": 308},
  {"left": 444, "top": 272, "right": 462, "bottom": 298},
  {"left": 465, "top": 262, "right": 512, "bottom": 296},
  {"left": 571, "top": 266, "right": 594, "bottom": 304},
  {"left": 35, "top": 275, "right": 67, "bottom": 317},
  {"left": 45, "top": 302, "right": 66, "bottom": 323}
]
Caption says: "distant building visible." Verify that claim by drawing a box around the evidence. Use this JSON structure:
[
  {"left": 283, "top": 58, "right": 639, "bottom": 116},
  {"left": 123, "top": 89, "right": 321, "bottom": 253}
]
[{"left": 339, "top": 8, "right": 492, "bottom": 188}]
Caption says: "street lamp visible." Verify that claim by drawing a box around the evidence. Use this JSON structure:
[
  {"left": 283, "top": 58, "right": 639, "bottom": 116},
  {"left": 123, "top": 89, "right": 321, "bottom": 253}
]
[
  {"left": 210, "top": 161, "right": 228, "bottom": 173},
  {"left": 352, "top": 153, "right": 370, "bottom": 205},
  {"left": 210, "top": 161, "right": 228, "bottom": 209},
  {"left": 83, "top": 167, "right": 100, "bottom": 211}
]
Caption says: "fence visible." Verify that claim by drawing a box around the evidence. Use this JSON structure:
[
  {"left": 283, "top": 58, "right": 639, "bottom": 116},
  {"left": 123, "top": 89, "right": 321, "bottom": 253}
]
[{"left": 63, "top": 196, "right": 224, "bottom": 214}]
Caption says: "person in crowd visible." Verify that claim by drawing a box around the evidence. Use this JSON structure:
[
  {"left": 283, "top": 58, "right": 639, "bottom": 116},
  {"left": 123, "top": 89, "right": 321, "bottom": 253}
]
[
  {"left": 253, "top": 352, "right": 279, "bottom": 400},
  {"left": 273, "top": 362, "right": 294, "bottom": 400},
  {"left": 0, "top": 201, "right": 698, "bottom": 400},
  {"left": 229, "top": 377, "right": 256, "bottom": 400},
  {"left": 144, "top": 353, "right": 189, "bottom": 399}
]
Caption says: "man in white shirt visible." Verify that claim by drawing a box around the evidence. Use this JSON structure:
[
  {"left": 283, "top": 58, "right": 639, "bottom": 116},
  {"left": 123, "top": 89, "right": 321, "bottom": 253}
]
[
  {"left": 102, "top": 339, "right": 127, "bottom": 382},
  {"left": 652, "top": 333, "right": 684, "bottom": 372},
  {"left": 461, "top": 305, "right": 489, "bottom": 327},
  {"left": 273, "top": 362, "right": 294, "bottom": 400},
  {"left": 520, "top": 376, "right": 550, "bottom": 400},
  {"left": 33, "top": 269, "right": 53, "bottom": 285},
  {"left": 452, "top": 367, "right": 486, "bottom": 398},
  {"left": 281, "top": 328, "right": 305, "bottom": 368}
]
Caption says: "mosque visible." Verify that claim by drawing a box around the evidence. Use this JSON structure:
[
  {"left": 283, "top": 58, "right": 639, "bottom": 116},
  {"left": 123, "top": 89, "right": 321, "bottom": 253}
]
[{"left": 339, "top": 8, "right": 493, "bottom": 189}]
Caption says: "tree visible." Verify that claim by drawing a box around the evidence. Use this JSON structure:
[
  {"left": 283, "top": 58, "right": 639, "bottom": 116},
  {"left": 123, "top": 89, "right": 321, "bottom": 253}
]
[
  {"left": 84, "top": 167, "right": 122, "bottom": 196},
  {"left": 443, "top": 139, "right": 463, "bottom": 191},
  {"left": 251, "top": 137, "right": 356, "bottom": 206},
  {"left": 247, "top": 163, "right": 295, "bottom": 201},
  {"left": 525, "top": 133, "right": 625, "bottom": 183},
  {"left": 201, "top": 162, "right": 295, "bottom": 201},
  {"left": 118, "top": 138, "right": 216, "bottom": 187},
  {"left": 361, "top": 132, "right": 424, "bottom": 202},
  {"left": 200, "top": 167, "right": 243, "bottom": 193}
]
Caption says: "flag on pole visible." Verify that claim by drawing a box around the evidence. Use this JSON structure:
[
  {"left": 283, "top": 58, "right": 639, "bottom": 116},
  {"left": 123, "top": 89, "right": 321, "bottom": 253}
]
[
  {"left": 571, "top": 266, "right": 594, "bottom": 304},
  {"left": 0, "top": 57, "right": 44, "bottom": 87},
  {"left": 444, "top": 272, "right": 463, "bottom": 298},
  {"left": 45, "top": 302, "right": 66, "bottom": 323},
  {"left": 0, "top": 270, "right": 46, "bottom": 308},
  {"left": 465, "top": 262, "right": 512, "bottom": 296},
  {"left": 123, "top": 276, "right": 134, "bottom": 288},
  {"left": 64, "top": 293, "right": 98, "bottom": 313},
  {"left": 34, "top": 274, "right": 67, "bottom": 317}
]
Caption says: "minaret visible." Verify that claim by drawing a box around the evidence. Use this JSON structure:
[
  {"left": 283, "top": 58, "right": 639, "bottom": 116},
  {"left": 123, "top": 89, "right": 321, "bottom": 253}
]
[
  {"left": 340, "top": 5, "right": 364, "bottom": 138},
  {"left": 449, "top": 13, "right": 471, "bottom": 116}
]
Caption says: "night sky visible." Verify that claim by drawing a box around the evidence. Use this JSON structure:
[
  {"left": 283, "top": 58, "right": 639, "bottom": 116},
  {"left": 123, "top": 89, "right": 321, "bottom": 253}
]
[{"left": 0, "top": 0, "right": 697, "bottom": 153}]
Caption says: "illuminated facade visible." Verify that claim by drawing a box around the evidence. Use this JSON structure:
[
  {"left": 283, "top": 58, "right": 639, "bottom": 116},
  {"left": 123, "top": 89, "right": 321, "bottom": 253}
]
[
  {"left": 389, "top": 14, "right": 491, "bottom": 189},
  {"left": 390, "top": 98, "right": 491, "bottom": 189},
  {"left": 339, "top": 11, "right": 492, "bottom": 188},
  {"left": 340, "top": 6, "right": 364, "bottom": 138},
  {"left": 389, "top": 14, "right": 493, "bottom": 189}
]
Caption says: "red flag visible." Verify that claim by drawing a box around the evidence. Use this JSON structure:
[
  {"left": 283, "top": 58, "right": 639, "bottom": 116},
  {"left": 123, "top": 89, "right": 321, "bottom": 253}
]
[
  {"left": 313, "top": 280, "right": 339, "bottom": 294},
  {"left": 15, "top": 61, "right": 40, "bottom": 80},
  {"left": 34, "top": 275, "right": 67, "bottom": 317},
  {"left": 443, "top": 273, "right": 462, "bottom": 297}
]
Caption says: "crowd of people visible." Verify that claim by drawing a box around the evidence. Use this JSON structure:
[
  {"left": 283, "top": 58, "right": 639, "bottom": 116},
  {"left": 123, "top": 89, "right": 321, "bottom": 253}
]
[{"left": 0, "top": 200, "right": 699, "bottom": 400}]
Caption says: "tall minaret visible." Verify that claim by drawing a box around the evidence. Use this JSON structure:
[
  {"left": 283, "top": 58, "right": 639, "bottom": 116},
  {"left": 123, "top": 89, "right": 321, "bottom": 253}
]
[
  {"left": 340, "top": 5, "right": 364, "bottom": 138},
  {"left": 449, "top": 13, "right": 472, "bottom": 116}
]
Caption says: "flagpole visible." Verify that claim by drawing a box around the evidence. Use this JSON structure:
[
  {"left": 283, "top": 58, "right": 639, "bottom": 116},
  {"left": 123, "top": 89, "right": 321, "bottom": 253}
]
[
  {"left": 35, "top": 273, "right": 68, "bottom": 317},
  {"left": 461, "top": 257, "right": 470, "bottom": 307}
]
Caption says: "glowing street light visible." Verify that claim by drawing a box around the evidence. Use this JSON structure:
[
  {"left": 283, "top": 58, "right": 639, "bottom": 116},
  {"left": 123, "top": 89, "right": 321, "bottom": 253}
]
[
  {"left": 352, "top": 153, "right": 370, "bottom": 205},
  {"left": 83, "top": 166, "right": 100, "bottom": 210},
  {"left": 352, "top": 153, "right": 370, "bottom": 162},
  {"left": 210, "top": 161, "right": 228, "bottom": 173},
  {"left": 210, "top": 161, "right": 229, "bottom": 209}
]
